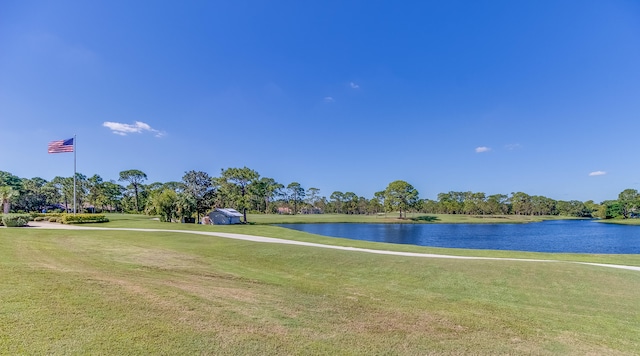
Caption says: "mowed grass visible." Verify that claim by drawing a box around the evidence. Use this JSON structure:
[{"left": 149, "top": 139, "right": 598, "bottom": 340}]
[
  {"left": 1, "top": 222, "right": 640, "bottom": 354},
  {"left": 98, "top": 214, "right": 640, "bottom": 267}
]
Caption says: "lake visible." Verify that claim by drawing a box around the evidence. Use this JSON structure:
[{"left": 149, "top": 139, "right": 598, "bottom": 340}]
[{"left": 277, "top": 220, "right": 640, "bottom": 254}]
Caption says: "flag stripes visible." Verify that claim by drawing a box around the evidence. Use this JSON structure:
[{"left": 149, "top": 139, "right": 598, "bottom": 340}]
[{"left": 48, "top": 138, "right": 74, "bottom": 153}]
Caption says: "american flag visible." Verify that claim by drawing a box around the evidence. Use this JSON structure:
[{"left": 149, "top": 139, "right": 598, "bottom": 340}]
[{"left": 48, "top": 138, "right": 74, "bottom": 153}]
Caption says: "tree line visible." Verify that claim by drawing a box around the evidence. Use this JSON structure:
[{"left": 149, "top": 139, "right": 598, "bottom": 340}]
[{"left": 1, "top": 168, "right": 638, "bottom": 221}]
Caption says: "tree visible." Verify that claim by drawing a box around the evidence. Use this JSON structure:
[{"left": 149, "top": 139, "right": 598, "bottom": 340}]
[
  {"left": 486, "top": 194, "right": 509, "bottom": 215},
  {"left": 510, "top": 192, "right": 532, "bottom": 215},
  {"left": 118, "top": 169, "right": 147, "bottom": 212},
  {"left": 220, "top": 167, "right": 259, "bottom": 222},
  {"left": 16, "top": 177, "right": 48, "bottom": 212},
  {"left": 343, "top": 192, "right": 359, "bottom": 214},
  {"left": 252, "top": 177, "right": 284, "bottom": 213},
  {"left": 147, "top": 188, "right": 178, "bottom": 222},
  {"left": 0, "top": 171, "right": 21, "bottom": 189},
  {"left": 182, "top": 170, "right": 213, "bottom": 222},
  {"left": 618, "top": 189, "right": 640, "bottom": 218},
  {"left": 0, "top": 186, "right": 18, "bottom": 214},
  {"left": 437, "top": 192, "right": 464, "bottom": 214},
  {"left": 50, "top": 176, "right": 74, "bottom": 212},
  {"left": 100, "top": 181, "right": 125, "bottom": 212},
  {"left": 176, "top": 191, "right": 197, "bottom": 222},
  {"left": 368, "top": 194, "right": 384, "bottom": 214},
  {"left": 329, "top": 191, "right": 345, "bottom": 214},
  {"left": 384, "top": 180, "right": 419, "bottom": 218},
  {"left": 305, "top": 187, "right": 321, "bottom": 213},
  {"left": 86, "top": 174, "right": 104, "bottom": 212},
  {"left": 287, "top": 182, "right": 305, "bottom": 215}
]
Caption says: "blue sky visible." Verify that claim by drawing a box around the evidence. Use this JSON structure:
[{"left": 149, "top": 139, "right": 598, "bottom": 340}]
[{"left": 1, "top": 0, "right": 639, "bottom": 203}]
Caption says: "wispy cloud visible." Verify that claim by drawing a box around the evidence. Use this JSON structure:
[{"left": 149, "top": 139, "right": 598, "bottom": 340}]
[
  {"left": 349, "top": 82, "right": 360, "bottom": 89},
  {"left": 323, "top": 96, "right": 335, "bottom": 103},
  {"left": 475, "top": 146, "right": 491, "bottom": 153},
  {"left": 505, "top": 143, "right": 522, "bottom": 150},
  {"left": 103, "top": 121, "right": 165, "bottom": 137},
  {"left": 589, "top": 171, "right": 606, "bottom": 176}
]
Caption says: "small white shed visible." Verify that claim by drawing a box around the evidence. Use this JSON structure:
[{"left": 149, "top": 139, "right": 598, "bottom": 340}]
[{"left": 208, "top": 208, "right": 243, "bottom": 225}]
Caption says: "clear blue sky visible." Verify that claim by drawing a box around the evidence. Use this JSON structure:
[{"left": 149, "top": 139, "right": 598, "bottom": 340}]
[{"left": 1, "top": 0, "right": 639, "bottom": 203}]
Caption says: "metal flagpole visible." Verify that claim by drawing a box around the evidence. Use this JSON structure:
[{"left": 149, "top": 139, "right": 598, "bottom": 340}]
[{"left": 73, "top": 134, "right": 77, "bottom": 215}]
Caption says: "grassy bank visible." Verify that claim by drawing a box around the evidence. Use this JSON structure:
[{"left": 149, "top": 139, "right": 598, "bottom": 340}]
[
  {"left": 94, "top": 214, "right": 640, "bottom": 266},
  {"left": 1, "top": 227, "right": 639, "bottom": 355},
  {"left": 599, "top": 219, "right": 640, "bottom": 226},
  {"left": 2, "top": 216, "right": 640, "bottom": 354}
]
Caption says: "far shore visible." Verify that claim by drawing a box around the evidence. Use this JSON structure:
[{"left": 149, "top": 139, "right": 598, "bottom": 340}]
[{"left": 246, "top": 213, "right": 586, "bottom": 225}]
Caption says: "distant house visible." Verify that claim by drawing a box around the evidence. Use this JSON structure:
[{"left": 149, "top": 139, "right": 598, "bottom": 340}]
[{"left": 208, "top": 208, "right": 243, "bottom": 225}]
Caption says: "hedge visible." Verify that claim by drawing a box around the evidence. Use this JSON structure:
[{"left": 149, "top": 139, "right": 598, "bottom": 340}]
[
  {"left": 60, "top": 214, "right": 109, "bottom": 224},
  {"left": 1, "top": 214, "right": 30, "bottom": 227}
]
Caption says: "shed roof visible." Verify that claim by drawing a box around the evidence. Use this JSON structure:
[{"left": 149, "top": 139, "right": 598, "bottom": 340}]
[{"left": 214, "top": 208, "right": 243, "bottom": 217}]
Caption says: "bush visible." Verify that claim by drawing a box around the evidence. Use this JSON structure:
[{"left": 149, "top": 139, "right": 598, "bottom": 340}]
[
  {"left": 409, "top": 215, "right": 439, "bottom": 222},
  {"left": 60, "top": 214, "right": 109, "bottom": 224},
  {"left": 2, "top": 214, "right": 30, "bottom": 227},
  {"left": 48, "top": 217, "right": 59, "bottom": 222},
  {"left": 34, "top": 217, "right": 46, "bottom": 221}
]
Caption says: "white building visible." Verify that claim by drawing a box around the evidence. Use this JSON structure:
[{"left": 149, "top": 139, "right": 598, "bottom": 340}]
[{"left": 207, "top": 208, "right": 243, "bottom": 225}]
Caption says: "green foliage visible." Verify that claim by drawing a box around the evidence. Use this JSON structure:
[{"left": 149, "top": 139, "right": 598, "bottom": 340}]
[
  {"left": 409, "top": 215, "right": 439, "bottom": 222},
  {"left": 604, "top": 202, "right": 624, "bottom": 219},
  {"left": 286, "top": 182, "right": 305, "bottom": 214},
  {"left": 181, "top": 170, "right": 213, "bottom": 220},
  {"left": 118, "top": 169, "right": 148, "bottom": 212},
  {"left": 384, "top": 180, "right": 419, "bottom": 218},
  {"left": 219, "top": 167, "right": 260, "bottom": 222},
  {"left": 60, "top": 214, "right": 109, "bottom": 224},
  {"left": 147, "top": 188, "right": 178, "bottom": 222},
  {"left": 0, "top": 185, "right": 19, "bottom": 214},
  {"left": 1, "top": 214, "right": 30, "bottom": 227},
  {"left": 617, "top": 189, "right": 640, "bottom": 218}
]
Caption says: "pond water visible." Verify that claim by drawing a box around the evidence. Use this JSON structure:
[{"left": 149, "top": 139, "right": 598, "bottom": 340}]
[{"left": 277, "top": 220, "right": 640, "bottom": 254}]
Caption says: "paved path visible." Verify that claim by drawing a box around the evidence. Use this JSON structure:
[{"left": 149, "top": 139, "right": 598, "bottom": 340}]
[{"left": 19, "top": 221, "right": 640, "bottom": 272}]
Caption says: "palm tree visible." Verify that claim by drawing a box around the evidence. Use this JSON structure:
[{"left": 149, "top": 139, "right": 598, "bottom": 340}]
[{"left": 0, "top": 186, "right": 18, "bottom": 214}]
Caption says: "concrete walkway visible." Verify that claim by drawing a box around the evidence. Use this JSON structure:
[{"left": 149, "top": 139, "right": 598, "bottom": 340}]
[{"left": 19, "top": 221, "right": 640, "bottom": 273}]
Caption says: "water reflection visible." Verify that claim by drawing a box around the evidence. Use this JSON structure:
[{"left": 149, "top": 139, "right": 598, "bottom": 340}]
[{"left": 277, "top": 220, "right": 640, "bottom": 254}]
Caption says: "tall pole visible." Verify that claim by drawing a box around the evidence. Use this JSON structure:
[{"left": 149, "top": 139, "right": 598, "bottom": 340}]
[{"left": 73, "top": 134, "right": 77, "bottom": 215}]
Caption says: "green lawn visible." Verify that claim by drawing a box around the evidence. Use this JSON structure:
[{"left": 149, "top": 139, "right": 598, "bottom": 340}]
[
  {"left": 1, "top": 215, "right": 639, "bottom": 354},
  {"left": 98, "top": 214, "right": 640, "bottom": 266},
  {"left": 599, "top": 218, "right": 640, "bottom": 225}
]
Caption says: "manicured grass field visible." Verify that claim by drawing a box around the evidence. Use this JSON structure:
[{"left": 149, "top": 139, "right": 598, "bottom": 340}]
[{"left": 1, "top": 215, "right": 639, "bottom": 354}]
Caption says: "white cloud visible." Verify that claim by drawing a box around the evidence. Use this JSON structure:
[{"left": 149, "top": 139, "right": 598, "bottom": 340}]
[
  {"left": 349, "top": 82, "right": 360, "bottom": 89},
  {"left": 505, "top": 143, "right": 522, "bottom": 150},
  {"left": 589, "top": 171, "right": 606, "bottom": 176},
  {"left": 475, "top": 146, "right": 491, "bottom": 153},
  {"left": 103, "top": 121, "right": 165, "bottom": 137},
  {"left": 323, "top": 96, "right": 335, "bottom": 103}
]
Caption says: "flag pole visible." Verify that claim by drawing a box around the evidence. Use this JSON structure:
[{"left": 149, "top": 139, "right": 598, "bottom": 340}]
[{"left": 73, "top": 134, "right": 77, "bottom": 215}]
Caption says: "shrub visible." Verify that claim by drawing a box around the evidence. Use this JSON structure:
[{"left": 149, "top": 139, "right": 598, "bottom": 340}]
[
  {"left": 60, "top": 214, "right": 109, "bottom": 224},
  {"left": 48, "top": 217, "right": 59, "bottom": 223},
  {"left": 2, "top": 214, "right": 30, "bottom": 227},
  {"left": 34, "top": 217, "right": 46, "bottom": 221},
  {"left": 409, "top": 215, "right": 439, "bottom": 222}
]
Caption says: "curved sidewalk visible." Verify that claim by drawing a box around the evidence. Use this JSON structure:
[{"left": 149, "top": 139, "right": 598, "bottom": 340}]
[{"left": 19, "top": 221, "right": 640, "bottom": 272}]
